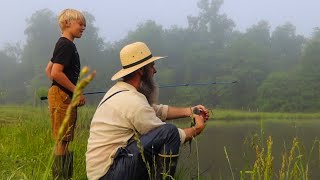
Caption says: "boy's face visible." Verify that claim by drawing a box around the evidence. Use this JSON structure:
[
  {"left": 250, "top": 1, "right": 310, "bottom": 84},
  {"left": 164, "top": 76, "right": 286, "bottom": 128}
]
[{"left": 68, "top": 20, "right": 86, "bottom": 39}]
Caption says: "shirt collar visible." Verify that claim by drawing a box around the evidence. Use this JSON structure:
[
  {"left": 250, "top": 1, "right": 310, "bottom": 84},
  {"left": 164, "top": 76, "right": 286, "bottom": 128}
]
[{"left": 115, "top": 81, "right": 137, "bottom": 91}]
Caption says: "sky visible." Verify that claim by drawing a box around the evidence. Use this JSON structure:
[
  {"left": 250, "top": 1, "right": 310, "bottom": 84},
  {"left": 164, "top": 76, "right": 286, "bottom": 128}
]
[{"left": 0, "top": 0, "right": 319, "bottom": 48}]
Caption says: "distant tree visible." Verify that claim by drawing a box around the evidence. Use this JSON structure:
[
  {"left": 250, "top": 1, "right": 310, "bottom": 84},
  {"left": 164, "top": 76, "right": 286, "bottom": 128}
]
[
  {"left": 3, "top": 42, "right": 23, "bottom": 63},
  {"left": 257, "top": 28, "right": 320, "bottom": 112},
  {"left": 123, "top": 20, "right": 165, "bottom": 55},
  {"left": 220, "top": 21, "right": 273, "bottom": 108},
  {"left": 270, "top": 23, "right": 305, "bottom": 65},
  {"left": 257, "top": 72, "right": 296, "bottom": 111},
  {"left": 16, "top": 9, "right": 107, "bottom": 104},
  {"left": 297, "top": 28, "right": 320, "bottom": 110},
  {"left": 19, "top": 9, "right": 57, "bottom": 102},
  {"left": 245, "top": 20, "right": 271, "bottom": 48},
  {"left": 300, "top": 28, "right": 320, "bottom": 74},
  {"left": 187, "top": 0, "right": 235, "bottom": 49},
  {"left": 0, "top": 50, "right": 16, "bottom": 103}
]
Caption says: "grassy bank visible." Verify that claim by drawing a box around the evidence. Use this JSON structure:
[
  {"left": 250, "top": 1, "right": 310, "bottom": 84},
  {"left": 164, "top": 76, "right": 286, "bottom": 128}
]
[
  {"left": 1, "top": 105, "right": 320, "bottom": 179},
  {"left": 0, "top": 105, "right": 91, "bottom": 179},
  {"left": 213, "top": 109, "right": 320, "bottom": 120}
]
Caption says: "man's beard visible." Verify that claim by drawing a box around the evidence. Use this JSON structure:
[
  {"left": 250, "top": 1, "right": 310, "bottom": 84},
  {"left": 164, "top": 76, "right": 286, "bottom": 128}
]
[{"left": 139, "top": 70, "right": 159, "bottom": 105}]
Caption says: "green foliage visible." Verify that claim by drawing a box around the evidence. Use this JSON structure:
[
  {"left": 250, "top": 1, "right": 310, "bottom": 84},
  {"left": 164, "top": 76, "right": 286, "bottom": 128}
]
[
  {"left": 1, "top": 106, "right": 320, "bottom": 179},
  {"left": 0, "top": 0, "right": 317, "bottom": 112},
  {"left": 257, "top": 28, "right": 320, "bottom": 112}
]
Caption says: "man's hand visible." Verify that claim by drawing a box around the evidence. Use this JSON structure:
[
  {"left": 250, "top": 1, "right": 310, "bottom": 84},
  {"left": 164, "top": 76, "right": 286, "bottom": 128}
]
[
  {"left": 194, "top": 114, "right": 206, "bottom": 133},
  {"left": 192, "top": 105, "right": 210, "bottom": 122}
]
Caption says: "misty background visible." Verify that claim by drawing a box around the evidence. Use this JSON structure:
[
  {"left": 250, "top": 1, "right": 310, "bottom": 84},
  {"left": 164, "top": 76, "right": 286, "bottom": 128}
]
[
  {"left": 0, "top": 0, "right": 319, "bottom": 112},
  {"left": 1, "top": 0, "right": 319, "bottom": 46}
]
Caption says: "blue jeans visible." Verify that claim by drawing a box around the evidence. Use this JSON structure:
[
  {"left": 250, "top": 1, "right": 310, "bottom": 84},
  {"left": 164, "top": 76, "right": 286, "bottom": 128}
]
[{"left": 100, "top": 124, "right": 180, "bottom": 180}]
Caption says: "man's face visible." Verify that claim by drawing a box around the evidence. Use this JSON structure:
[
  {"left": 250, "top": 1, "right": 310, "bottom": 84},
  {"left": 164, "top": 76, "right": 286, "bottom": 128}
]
[{"left": 139, "top": 62, "right": 159, "bottom": 105}]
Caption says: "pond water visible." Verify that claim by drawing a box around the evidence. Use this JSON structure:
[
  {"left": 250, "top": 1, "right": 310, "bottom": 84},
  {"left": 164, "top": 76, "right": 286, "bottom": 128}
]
[{"left": 176, "top": 119, "right": 320, "bottom": 179}]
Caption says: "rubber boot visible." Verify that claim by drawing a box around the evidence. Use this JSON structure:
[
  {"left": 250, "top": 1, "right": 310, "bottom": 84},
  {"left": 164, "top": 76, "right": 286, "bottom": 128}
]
[
  {"left": 63, "top": 152, "right": 73, "bottom": 179},
  {"left": 52, "top": 155, "right": 65, "bottom": 180},
  {"left": 155, "top": 154, "right": 179, "bottom": 180}
]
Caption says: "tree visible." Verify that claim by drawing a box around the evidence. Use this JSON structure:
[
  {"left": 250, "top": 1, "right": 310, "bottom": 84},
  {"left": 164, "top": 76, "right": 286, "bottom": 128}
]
[
  {"left": 270, "top": 23, "right": 305, "bottom": 64},
  {"left": 123, "top": 20, "right": 165, "bottom": 54},
  {"left": 13, "top": 9, "right": 107, "bottom": 104},
  {"left": 300, "top": 28, "right": 320, "bottom": 74},
  {"left": 19, "top": 9, "right": 58, "bottom": 102},
  {"left": 187, "top": 0, "right": 235, "bottom": 49},
  {"left": 257, "top": 28, "right": 320, "bottom": 112},
  {"left": 0, "top": 50, "right": 16, "bottom": 103}
]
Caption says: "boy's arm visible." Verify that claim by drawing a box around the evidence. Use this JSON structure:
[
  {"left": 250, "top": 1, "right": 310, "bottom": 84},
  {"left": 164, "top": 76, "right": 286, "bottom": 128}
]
[
  {"left": 51, "top": 63, "right": 86, "bottom": 106},
  {"left": 51, "top": 63, "right": 76, "bottom": 93},
  {"left": 45, "top": 61, "right": 53, "bottom": 81}
]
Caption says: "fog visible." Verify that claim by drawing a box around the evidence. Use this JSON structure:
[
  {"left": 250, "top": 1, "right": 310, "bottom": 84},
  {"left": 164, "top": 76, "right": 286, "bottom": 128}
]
[
  {"left": 1, "top": 0, "right": 320, "bottom": 111},
  {"left": 1, "top": 0, "right": 319, "bottom": 47}
]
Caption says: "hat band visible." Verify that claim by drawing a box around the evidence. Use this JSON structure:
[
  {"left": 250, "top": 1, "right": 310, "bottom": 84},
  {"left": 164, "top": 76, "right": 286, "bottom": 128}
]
[{"left": 123, "top": 54, "right": 153, "bottom": 69}]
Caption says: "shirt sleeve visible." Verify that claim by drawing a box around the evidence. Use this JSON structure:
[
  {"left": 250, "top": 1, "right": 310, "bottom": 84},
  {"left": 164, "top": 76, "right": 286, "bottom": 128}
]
[
  {"left": 132, "top": 104, "right": 186, "bottom": 144},
  {"left": 51, "top": 42, "right": 73, "bottom": 67},
  {"left": 177, "top": 128, "right": 186, "bottom": 144},
  {"left": 131, "top": 104, "right": 166, "bottom": 135},
  {"left": 152, "top": 104, "right": 168, "bottom": 121}
]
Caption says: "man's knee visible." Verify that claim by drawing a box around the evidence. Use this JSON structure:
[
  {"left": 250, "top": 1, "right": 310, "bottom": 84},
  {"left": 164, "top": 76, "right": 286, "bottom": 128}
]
[
  {"left": 158, "top": 124, "right": 179, "bottom": 139},
  {"left": 158, "top": 124, "right": 180, "bottom": 153}
]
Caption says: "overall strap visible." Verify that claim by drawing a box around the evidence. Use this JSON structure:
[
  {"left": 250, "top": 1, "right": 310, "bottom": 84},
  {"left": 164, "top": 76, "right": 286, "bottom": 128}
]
[{"left": 98, "top": 90, "right": 129, "bottom": 108}]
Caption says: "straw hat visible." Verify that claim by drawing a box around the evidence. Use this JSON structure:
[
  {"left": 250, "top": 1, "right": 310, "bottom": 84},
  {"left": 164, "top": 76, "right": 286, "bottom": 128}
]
[{"left": 111, "top": 42, "right": 167, "bottom": 81}]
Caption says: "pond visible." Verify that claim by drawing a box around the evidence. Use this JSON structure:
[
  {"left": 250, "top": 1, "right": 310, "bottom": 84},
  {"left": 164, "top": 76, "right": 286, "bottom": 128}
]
[{"left": 176, "top": 119, "right": 320, "bottom": 179}]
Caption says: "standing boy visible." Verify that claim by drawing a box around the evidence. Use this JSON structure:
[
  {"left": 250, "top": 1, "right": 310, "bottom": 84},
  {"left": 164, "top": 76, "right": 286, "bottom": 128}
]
[{"left": 46, "top": 9, "right": 86, "bottom": 179}]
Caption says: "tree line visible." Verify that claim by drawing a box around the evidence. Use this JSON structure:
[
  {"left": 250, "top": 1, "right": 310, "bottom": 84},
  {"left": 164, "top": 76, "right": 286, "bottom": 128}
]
[{"left": 0, "top": 0, "right": 319, "bottom": 112}]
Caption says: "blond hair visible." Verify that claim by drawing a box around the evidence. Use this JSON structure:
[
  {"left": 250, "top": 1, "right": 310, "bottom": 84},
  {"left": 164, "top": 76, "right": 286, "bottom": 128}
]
[{"left": 58, "top": 9, "right": 86, "bottom": 30}]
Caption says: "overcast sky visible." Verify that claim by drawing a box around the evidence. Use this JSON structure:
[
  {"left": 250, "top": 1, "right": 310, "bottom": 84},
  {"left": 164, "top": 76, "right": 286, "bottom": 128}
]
[{"left": 1, "top": 0, "right": 319, "bottom": 48}]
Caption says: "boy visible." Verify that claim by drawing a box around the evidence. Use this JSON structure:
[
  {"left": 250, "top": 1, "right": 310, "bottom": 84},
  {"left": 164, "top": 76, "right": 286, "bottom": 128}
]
[{"left": 46, "top": 8, "right": 86, "bottom": 179}]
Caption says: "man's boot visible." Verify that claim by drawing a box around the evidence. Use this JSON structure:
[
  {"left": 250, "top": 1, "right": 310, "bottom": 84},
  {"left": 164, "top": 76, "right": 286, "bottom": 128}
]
[
  {"left": 63, "top": 152, "right": 73, "bottom": 179},
  {"left": 155, "top": 154, "right": 179, "bottom": 180},
  {"left": 52, "top": 155, "right": 65, "bottom": 180}
]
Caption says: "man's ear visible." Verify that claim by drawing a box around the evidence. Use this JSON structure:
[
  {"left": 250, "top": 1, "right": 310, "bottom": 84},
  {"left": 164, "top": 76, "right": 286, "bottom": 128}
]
[{"left": 137, "top": 68, "right": 144, "bottom": 76}]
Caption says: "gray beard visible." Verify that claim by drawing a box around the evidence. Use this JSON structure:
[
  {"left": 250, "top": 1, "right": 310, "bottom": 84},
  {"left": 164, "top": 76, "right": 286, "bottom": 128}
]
[{"left": 139, "top": 74, "right": 159, "bottom": 105}]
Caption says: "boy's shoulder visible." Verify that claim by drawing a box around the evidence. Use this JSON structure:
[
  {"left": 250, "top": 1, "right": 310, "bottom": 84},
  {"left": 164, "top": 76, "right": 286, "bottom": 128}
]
[
  {"left": 54, "top": 37, "right": 75, "bottom": 49},
  {"left": 56, "top": 37, "right": 73, "bottom": 44},
  {"left": 52, "top": 37, "right": 76, "bottom": 58}
]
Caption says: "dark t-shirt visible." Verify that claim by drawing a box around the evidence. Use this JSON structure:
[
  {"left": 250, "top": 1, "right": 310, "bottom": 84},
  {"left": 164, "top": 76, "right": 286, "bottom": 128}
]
[{"left": 51, "top": 37, "right": 80, "bottom": 97}]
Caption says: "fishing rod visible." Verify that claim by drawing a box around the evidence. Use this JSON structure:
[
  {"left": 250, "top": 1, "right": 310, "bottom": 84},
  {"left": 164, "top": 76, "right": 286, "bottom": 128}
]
[{"left": 40, "top": 80, "right": 237, "bottom": 100}]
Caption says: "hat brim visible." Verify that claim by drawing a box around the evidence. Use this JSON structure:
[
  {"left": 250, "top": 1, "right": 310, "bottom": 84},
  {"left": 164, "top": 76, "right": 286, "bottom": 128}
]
[{"left": 111, "top": 56, "right": 167, "bottom": 81}]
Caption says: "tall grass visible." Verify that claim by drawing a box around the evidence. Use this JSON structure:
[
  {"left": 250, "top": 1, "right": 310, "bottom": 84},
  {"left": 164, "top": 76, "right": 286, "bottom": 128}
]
[
  {"left": 1, "top": 105, "right": 320, "bottom": 179},
  {"left": 238, "top": 116, "right": 320, "bottom": 180},
  {"left": 0, "top": 105, "right": 93, "bottom": 179}
]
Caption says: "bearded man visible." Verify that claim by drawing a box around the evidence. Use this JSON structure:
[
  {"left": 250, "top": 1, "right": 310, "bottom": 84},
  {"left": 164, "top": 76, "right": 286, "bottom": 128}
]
[{"left": 86, "top": 42, "right": 209, "bottom": 180}]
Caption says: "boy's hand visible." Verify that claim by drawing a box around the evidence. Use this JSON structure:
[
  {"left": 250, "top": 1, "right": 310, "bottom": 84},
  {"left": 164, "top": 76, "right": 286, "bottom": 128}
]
[{"left": 78, "top": 94, "right": 86, "bottom": 106}]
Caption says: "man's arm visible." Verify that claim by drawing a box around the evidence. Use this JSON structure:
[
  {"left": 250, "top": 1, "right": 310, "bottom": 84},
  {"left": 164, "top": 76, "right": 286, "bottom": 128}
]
[
  {"left": 183, "top": 114, "right": 206, "bottom": 142},
  {"left": 166, "top": 106, "right": 191, "bottom": 120},
  {"left": 166, "top": 105, "right": 210, "bottom": 143},
  {"left": 166, "top": 105, "right": 210, "bottom": 120},
  {"left": 45, "top": 61, "right": 53, "bottom": 81}
]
